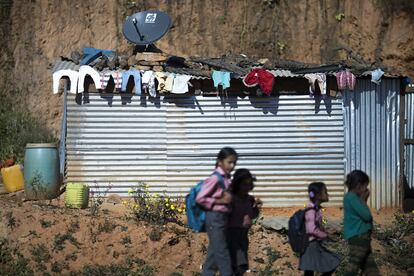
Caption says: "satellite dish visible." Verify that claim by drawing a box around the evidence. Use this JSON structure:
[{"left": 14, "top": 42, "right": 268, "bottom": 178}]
[{"left": 123, "top": 10, "right": 172, "bottom": 45}]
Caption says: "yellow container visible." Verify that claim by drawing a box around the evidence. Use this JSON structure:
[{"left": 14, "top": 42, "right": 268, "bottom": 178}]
[
  {"left": 65, "top": 183, "right": 89, "bottom": 209},
  {"left": 1, "top": 164, "right": 24, "bottom": 193}
]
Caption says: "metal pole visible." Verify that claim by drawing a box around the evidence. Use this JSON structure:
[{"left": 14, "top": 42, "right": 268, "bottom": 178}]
[{"left": 59, "top": 80, "right": 68, "bottom": 181}]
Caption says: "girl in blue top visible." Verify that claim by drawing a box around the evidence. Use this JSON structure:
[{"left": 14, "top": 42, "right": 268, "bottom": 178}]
[{"left": 343, "top": 170, "right": 380, "bottom": 275}]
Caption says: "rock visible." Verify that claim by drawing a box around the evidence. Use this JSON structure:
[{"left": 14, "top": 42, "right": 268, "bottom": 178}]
[
  {"left": 106, "top": 194, "right": 121, "bottom": 204},
  {"left": 128, "top": 55, "right": 137, "bottom": 67},
  {"left": 257, "top": 58, "right": 270, "bottom": 65},
  {"left": 136, "top": 52, "right": 168, "bottom": 62},
  {"left": 135, "top": 65, "right": 152, "bottom": 71},
  {"left": 138, "top": 60, "right": 161, "bottom": 66},
  {"left": 153, "top": 65, "right": 164, "bottom": 72},
  {"left": 260, "top": 217, "right": 289, "bottom": 231}
]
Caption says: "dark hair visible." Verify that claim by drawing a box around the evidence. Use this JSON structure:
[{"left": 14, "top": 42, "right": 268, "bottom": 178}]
[
  {"left": 345, "top": 170, "right": 369, "bottom": 191},
  {"left": 231, "top": 168, "right": 255, "bottom": 194},
  {"left": 215, "top": 147, "right": 238, "bottom": 167},
  {"left": 308, "top": 182, "right": 327, "bottom": 202}
]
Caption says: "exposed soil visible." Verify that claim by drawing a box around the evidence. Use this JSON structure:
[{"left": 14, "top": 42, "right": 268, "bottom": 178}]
[
  {"left": 0, "top": 191, "right": 409, "bottom": 275},
  {"left": 1, "top": 0, "right": 413, "bottom": 137}
]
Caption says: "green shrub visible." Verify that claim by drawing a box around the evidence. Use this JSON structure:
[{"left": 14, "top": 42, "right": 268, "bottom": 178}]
[{"left": 0, "top": 89, "right": 55, "bottom": 163}]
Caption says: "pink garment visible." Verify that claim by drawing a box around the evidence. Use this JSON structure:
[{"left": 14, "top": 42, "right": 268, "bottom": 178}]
[
  {"left": 336, "top": 71, "right": 356, "bottom": 91},
  {"left": 304, "top": 203, "right": 327, "bottom": 241},
  {"left": 195, "top": 167, "right": 231, "bottom": 213},
  {"left": 228, "top": 195, "right": 260, "bottom": 228}
]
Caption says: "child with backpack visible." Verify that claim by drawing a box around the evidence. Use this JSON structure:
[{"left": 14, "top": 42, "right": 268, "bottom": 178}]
[
  {"left": 227, "top": 169, "right": 262, "bottom": 276},
  {"left": 196, "top": 147, "right": 238, "bottom": 276},
  {"left": 298, "top": 182, "right": 340, "bottom": 276},
  {"left": 343, "top": 170, "right": 380, "bottom": 275}
]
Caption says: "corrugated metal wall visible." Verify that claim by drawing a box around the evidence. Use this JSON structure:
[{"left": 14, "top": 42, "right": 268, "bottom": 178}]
[
  {"left": 343, "top": 79, "right": 401, "bottom": 209},
  {"left": 66, "top": 94, "right": 344, "bottom": 206},
  {"left": 405, "top": 93, "right": 414, "bottom": 190}
]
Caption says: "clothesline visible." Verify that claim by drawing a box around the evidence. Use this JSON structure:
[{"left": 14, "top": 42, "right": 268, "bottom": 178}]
[{"left": 52, "top": 65, "right": 387, "bottom": 96}]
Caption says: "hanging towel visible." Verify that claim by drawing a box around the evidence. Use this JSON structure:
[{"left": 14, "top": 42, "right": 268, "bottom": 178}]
[
  {"left": 53, "top": 69, "right": 79, "bottom": 94},
  {"left": 243, "top": 68, "right": 274, "bottom": 95},
  {"left": 336, "top": 71, "right": 356, "bottom": 90},
  {"left": 212, "top": 70, "right": 231, "bottom": 89},
  {"left": 99, "top": 70, "right": 123, "bottom": 91},
  {"left": 371, "top": 69, "right": 384, "bottom": 85},
  {"left": 78, "top": 65, "right": 102, "bottom": 93},
  {"left": 304, "top": 73, "right": 327, "bottom": 96},
  {"left": 142, "top": 71, "right": 156, "bottom": 97},
  {"left": 171, "top": 75, "right": 191, "bottom": 94},
  {"left": 172, "top": 75, "right": 192, "bottom": 94},
  {"left": 121, "top": 70, "right": 141, "bottom": 95}
]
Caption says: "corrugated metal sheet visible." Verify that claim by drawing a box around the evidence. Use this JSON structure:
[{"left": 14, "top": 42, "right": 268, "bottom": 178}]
[
  {"left": 405, "top": 93, "right": 414, "bottom": 190},
  {"left": 66, "top": 94, "right": 344, "bottom": 206},
  {"left": 343, "top": 79, "right": 401, "bottom": 209}
]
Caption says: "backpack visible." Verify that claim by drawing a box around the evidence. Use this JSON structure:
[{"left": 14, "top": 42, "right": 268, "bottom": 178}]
[
  {"left": 185, "top": 171, "right": 225, "bottom": 233},
  {"left": 287, "top": 207, "right": 315, "bottom": 255}
]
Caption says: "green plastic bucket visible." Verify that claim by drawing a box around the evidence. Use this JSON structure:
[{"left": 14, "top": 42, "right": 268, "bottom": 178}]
[
  {"left": 24, "top": 143, "right": 60, "bottom": 200},
  {"left": 65, "top": 183, "right": 89, "bottom": 209}
]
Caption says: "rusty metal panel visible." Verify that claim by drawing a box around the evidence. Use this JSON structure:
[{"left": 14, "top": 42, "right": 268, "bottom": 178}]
[
  {"left": 165, "top": 95, "right": 344, "bottom": 207},
  {"left": 343, "top": 79, "right": 401, "bottom": 209}
]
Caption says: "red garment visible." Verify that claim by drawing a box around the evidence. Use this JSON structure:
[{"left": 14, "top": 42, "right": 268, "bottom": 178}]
[
  {"left": 243, "top": 68, "right": 274, "bottom": 95},
  {"left": 336, "top": 71, "right": 356, "bottom": 90}
]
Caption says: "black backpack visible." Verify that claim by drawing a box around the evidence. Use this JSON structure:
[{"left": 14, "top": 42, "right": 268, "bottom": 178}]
[{"left": 287, "top": 207, "right": 314, "bottom": 255}]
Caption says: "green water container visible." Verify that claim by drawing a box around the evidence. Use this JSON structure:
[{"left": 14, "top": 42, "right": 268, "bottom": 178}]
[
  {"left": 65, "top": 183, "right": 89, "bottom": 209},
  {"left": 24, "top": 143, "right": 60, "bottom": 200}
]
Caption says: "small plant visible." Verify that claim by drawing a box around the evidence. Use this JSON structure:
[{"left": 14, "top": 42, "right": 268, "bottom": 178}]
[
  {"left": 121, "top": 236, "right": 132, "bottom": 245},
  {"left": 335, "top": 13, "right": 345, "bottom": 21},
  {"left": 170, "top": 272, "right": 183, "bottom": 276},
  {"left": 89, "top": 182, "right": 111, "bottom": 216},
  {"left": 65, "top": 252, "right": 78, "bottom": 261},
  {"left": 98, "top": 219, "right": 117, "bottom": 234},
  {"left": 120, "top": 225, "right": 128, "bottom": 232},
  {"left": 53, "top": 232, "right": 80, "bottom": 251},
  {"left": 257, "top": 247, "right": 281, "bottom": 275},
  {"left": 40, "top": 219, "right": 52, "bottom": 228},
  {"left": 30, "top": 243, "right": 51, "bottom": 264},
  {"left": 51, "top": 262, "right": 63, "bottom": 273},
  {"left": 125, "top": 183, "right": 185, "bottom": 225},
  {"left": 5, "top": 211, "right": 16, "bottom": 229},
  {"left": 149, "top": 227, "right": 162, "bottom": 242}
]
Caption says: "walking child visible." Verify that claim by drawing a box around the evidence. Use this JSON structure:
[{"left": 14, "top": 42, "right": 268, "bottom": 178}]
[
  {"left": 227, "top": 169, "right": 262, "bottom": 275},
  {"left": 299, "top": 182, "right": 340, "bottom": 276},
  {"left": 343, "top": 170, "right": 380, "bottom": 275},
  {"left": 196, "top": 147, "right": 238, "bottom": 276}
]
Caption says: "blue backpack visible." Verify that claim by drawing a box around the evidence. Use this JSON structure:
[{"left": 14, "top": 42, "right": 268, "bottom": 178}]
[
  {"left": 185, "top": 171, "right": 225, "bottom": 233},
  {"left": 287, "top": 207, "right": 315, "bottom": 254}
]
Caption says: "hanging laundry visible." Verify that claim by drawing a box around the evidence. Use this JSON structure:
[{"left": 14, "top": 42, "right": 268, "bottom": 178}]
[
  {"left": 53, "top": 69, "right": 79, "bottom": 94},
  {"left": 141, "top": 71, "right": 156, "bottom": 97},
  {"left": 336, "top": 71, "right": 356, "bottom": 90},
  {"left": 212, "top": 70, "right": 231, "bottom": 89},
  {"left": 304, "top": 73, "right": 327, "bottom": 96},
  {"left": 243, "top": 68, "right": 274, "bottom": 95},
  {"left": 78, "top": 65, "right": 102, "bottom": 93},
  {"left": 121, "top": 70, "right": 141, "bottom": 95},
  {"left": 81, "top": 47, "right": 115, "bottom": 65},
  {"left": 99, "top": 70, "right": 123, "bottom": 91},
  {"left": 371, "top": 68, "right": 384, "bottom": 85},
  {"left": 172, "top": 75, "right": 192, "bottom": 94},
  {"left": 154, "top": 72, "right": 173, "bottom": 92}
]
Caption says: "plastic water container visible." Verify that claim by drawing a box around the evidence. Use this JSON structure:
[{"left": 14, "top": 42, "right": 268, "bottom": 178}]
[
  {"left": 0, "top": 164, "right": 24, "bottom": 193},
  {"left": 24, "top": 143, "right": 60, "bottom": 199},
  {"left": 65, "top": 183, "right": 89, "bottom": 209}
]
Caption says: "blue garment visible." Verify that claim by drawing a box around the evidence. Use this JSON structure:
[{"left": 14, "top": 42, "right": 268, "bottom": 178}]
[
  {"left": 403, "top": 76, "right": 411, "bottom": 86},
  {"left": 203, "top": 211, "right": 233, "bottom": 276},
  {"left": 81, "top": 47, "right": 115, "bottom": 65},
  {"left": 121, "top": 70, "right": 142, "bottom": 95},
  {"left": 212, "top": 70, "right": 231, "bottom": 89},
  {"left": 371, "top": 68, "right": 384, "bottom": 85}
]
